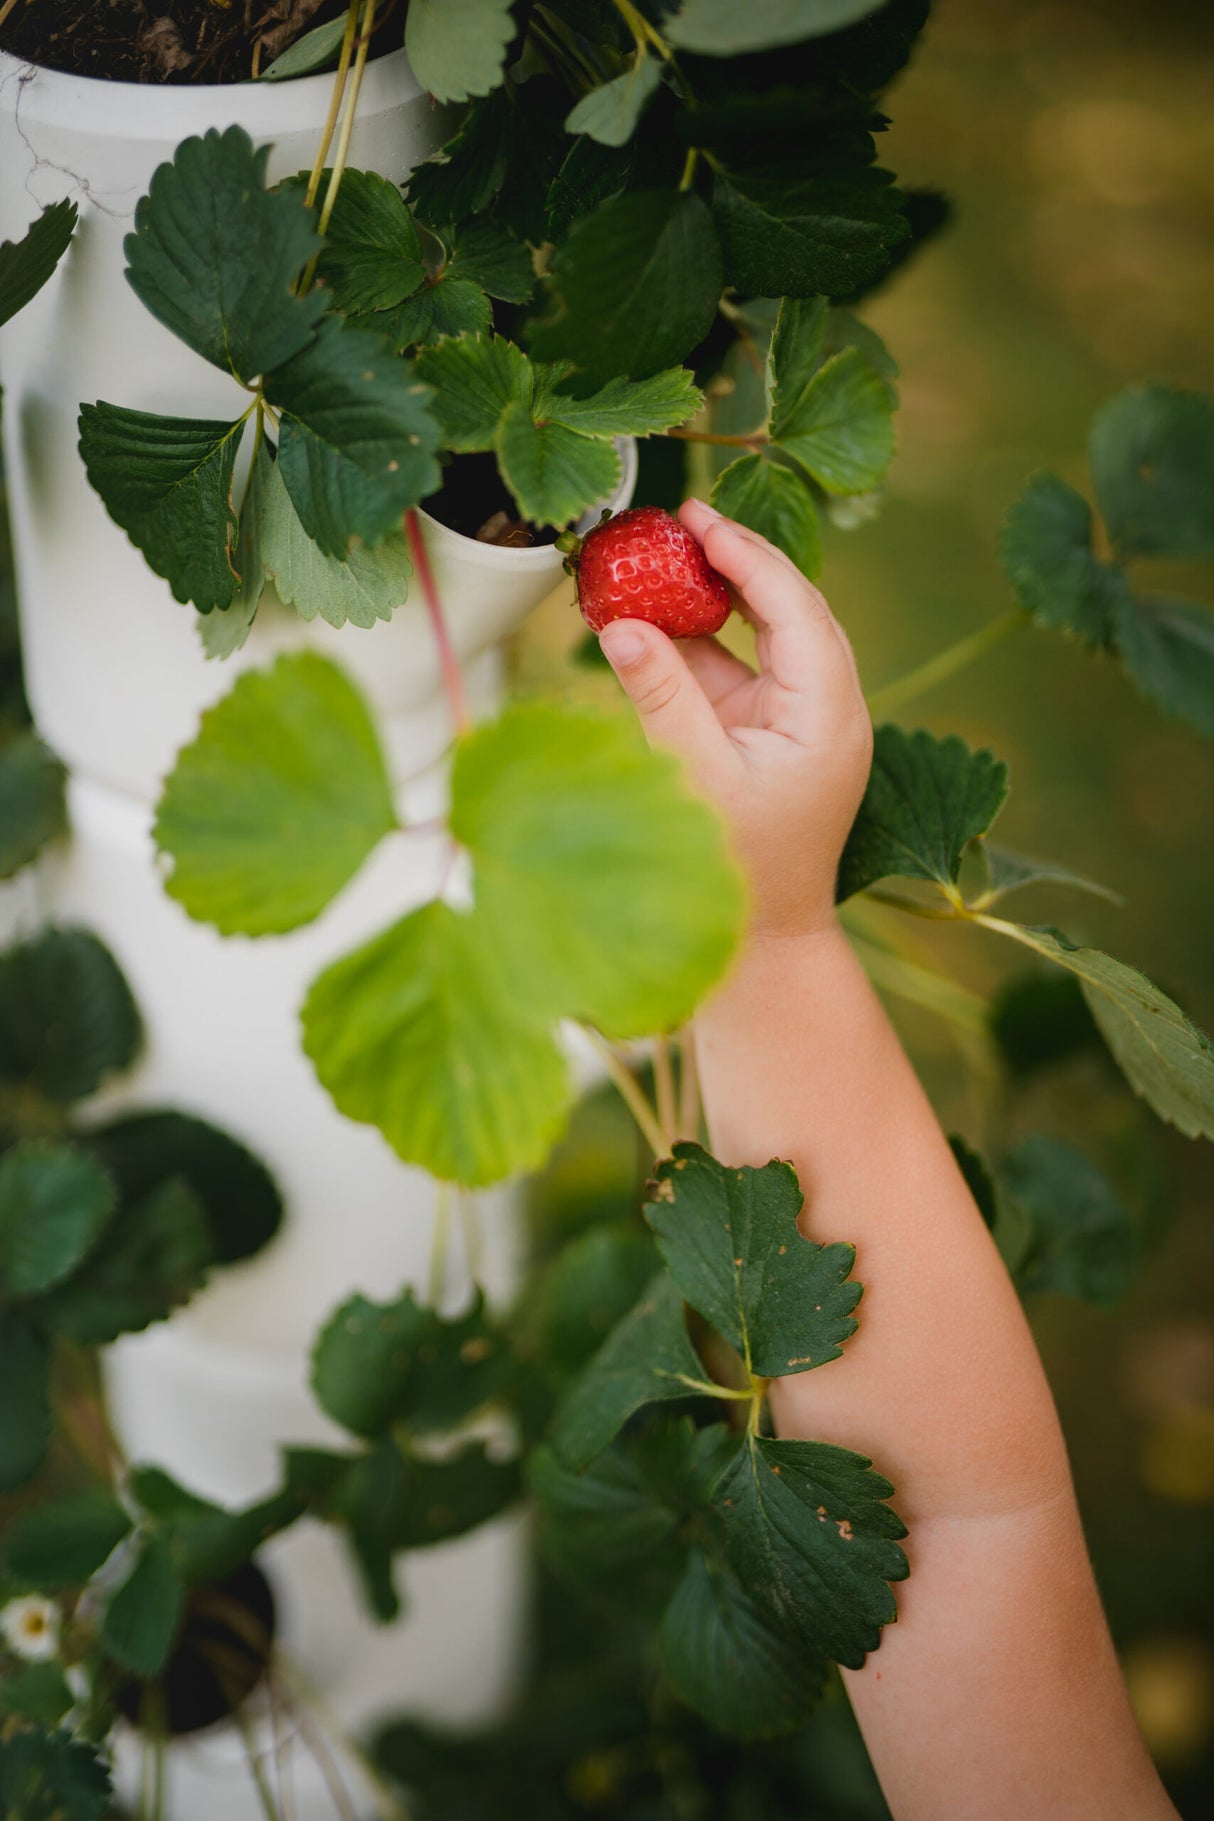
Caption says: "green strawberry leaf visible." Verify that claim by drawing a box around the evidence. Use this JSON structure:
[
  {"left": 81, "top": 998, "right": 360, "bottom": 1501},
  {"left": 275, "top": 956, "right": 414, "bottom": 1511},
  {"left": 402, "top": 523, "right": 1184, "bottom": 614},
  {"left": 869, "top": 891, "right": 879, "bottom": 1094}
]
[
  {"left": 1111, "top": 594, "right": 1214, "bottom": 740},
  {"left": 125, "top": 127, "right": 323, "bottom": 382},
  {"left": 126, "top": 1465, "right": 305, "bottom": 1586},
  {"left": 712, "top": 163, "right": 908, "bottom": 299},
  {"left": 198, "top": 429, "right": 272, "bottom": 659},
  {"left": 565, "top": 56, "right": 663, "bottom": 148},
  {"left": 312, "top": 1289, "right": 510, "bottom": 1439},
  {"left": 495, "top": 402, "right": 621, "bottom": 528},
  {"left": 643, "top": 1145, "right": 859, "bottom": 1379},
  {"left": 260, "top": 451, "right": 411, "bottom": 630},
  {"left": 102, "top": 1531, "right": 183, "bottom": 1678},
  {"left": 0, "top": 1312, "right": 52, "bottom": 1492},
  {"left": 0, "top": 927, "right": 142, "bottom": 1107},
  {"left": 413, "top": 333, "right": 533, "bottom": 452},
  {"left": 379, "top": 276, "right": 493, "bottom": 350},
  {"left": 260, "top": 15, "right": 348, "bottom": 79},
  {"left": 717, "top": 1434, "right": 907, "bottom": 1668},
  {"left": 546, "top": 135, "right": 634, "bottom": 241},
  {"left": 770, "top": 347, "right": 894, "bottom": 494},
  {"left": 998, "top": 1136, "right": 1138, "bottom": 1306},
  {"left": 0, "top": 1730, "right": 112, "bottom": 1821},
  {"left": 0, "top": 734, "right": 67, "bottom": 877},
  {"left": 974, "top": 843, "right": 1121, "bottom": 909},
  {"left": 0, "top": 1665, "right": 75, "bottom": 1726},
  {"left": 1089, "top": 384, "right": 1214, "bottom": 561},
  {"left": 316, "top": 169, "right": 426, "bottom": 313},
  {"left": 78, "top": 404, "right": 245, "bottom": 612},
  {"left": 0, "top": 1142, "right": 116, "bottom": 1297},
  {"left": 530, "top": 1224, "right": 659, "bottom": 1380},
  {"left": 449, "top": 701, "right": 745, "bottom": 1038},
  {"left": 406, "top": 89, "right": 515, "bottom": 227},
  {"left": 153, "top": 651, "right": 397, "bottom": 935},
  {"left": 666, "top": 0, "right": 883, "bottom": 53},
  {"left": 999, "top": 471, "right": 1127, "bottom": 647},
  {"left": 528, "top": 1440, "right": 683, "bottom": 1591},
  {"left": 768, "top": 296, "right": 829, "bottom": 434},
  {"left": 444, "top": 219, "right": 535, "bottom": 302},
  {"left": 404, "top": 0, "right": 516, "bottom": 105},
  {"left": 710, "top": 455, "right": 822, "bottom": 578},
  {"left": 531, "top": 189, "right": 724, "bottom": 382},
  {"left": 3, "top": 1491, "right": 131, "bottom": 1589},
  {"left": 533, "top": 366, "right": 703, "bottom": 438},
  {"left": 0, "top": 199, "right": 78, "bottom": 329},
  {"left": 264, "top": 319, "right": 442, "bottom": 556},
  {"left": 301, "top": 899, "right": 573, "bottom": 1187},
  {"left": 837, "top": 725, "right": 1009, "bottom": 903},
  {"left": 33, "top": 1177, "right": 213, "bottom": 1343}
]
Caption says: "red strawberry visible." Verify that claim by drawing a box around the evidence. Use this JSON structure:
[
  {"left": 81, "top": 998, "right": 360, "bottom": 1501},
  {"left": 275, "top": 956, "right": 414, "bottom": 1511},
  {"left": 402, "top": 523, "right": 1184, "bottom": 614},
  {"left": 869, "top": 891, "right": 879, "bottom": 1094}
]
[{"left": 570, "top": 506, "right": 732, "bottom": 639}]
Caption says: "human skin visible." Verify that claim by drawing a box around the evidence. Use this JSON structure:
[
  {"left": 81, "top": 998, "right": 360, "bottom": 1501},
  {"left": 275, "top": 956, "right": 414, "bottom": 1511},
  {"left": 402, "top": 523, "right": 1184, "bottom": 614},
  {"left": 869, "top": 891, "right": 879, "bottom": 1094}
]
[{"left": 596, "top": 499, "right": 1178, "bottom": 1821}]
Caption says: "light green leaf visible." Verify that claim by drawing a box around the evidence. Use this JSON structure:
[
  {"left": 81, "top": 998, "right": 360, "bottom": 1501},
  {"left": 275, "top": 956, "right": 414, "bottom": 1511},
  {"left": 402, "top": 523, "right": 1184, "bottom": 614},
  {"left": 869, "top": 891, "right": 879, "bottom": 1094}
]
[
  {"left": 644, "top": 1145, "right": 860, "bottom": 1378},
  {"left": 0, "top": 199, "right": 77, "bottom": 330},
  {"left": 260, "top": 451, "right": 411, "bottom": 630},
  {"left": 534, "top": 366, "right": 703, "bottom": 438},
  {"left": 1089, "top": 384, "right": 1214, "bottom": 561},
  {"left": 713, "top": 165, "right": 908, "bottom": 300},
  {"left": 660, "top": 1546, "right": 825, "bottom": 1738},
  {"left": 531, "top": 189, "right": 724, "bottom": 382},
  {"left": 837, "top": 724, "right": 1009, "bottom": 903},
  {"left": 0, "top": 1313, "right": 51, "bottom": 1492},
  {"left": 999, "top": 472, "right": 1127, "bottom": 647},
  {"left": 311, "top": 1289, "right": 509, "bottom": 1439},
  {"left": 768, "top": 296, "right": 829, "bottom": 435},
  {"left": 265, "top": 319, "right": 442, "bottom": 556},
  {"left": 0, "top": 1730, "right": 112, "bottom": 1821},
  {"left": 260, "top": 15, "right": 349, "bottom": 79},
  {"left": 0, "top": 1142, "right": 116, "bottom": 1297},
  {"left": 33, "top": 1177, "right": 213, "bottom": 1343},
  {"left": 711, "top": 455, "right": 822, "bottom": 578},
  {"left": 450, "top": 701, "right": 745, "bottom": 1037},
  {"left": 199, "top": 429, "right": 272, "bottom": 659},
  {"left": 495, "top": 402, "right": 621, "bottom": 528},
  {"left": 414, "top": 333, "right": 533, "bottom": 451},
  {"left": 302, "top": 900, "right": 573, "bottom": 1187},
  {"left": 718, "top": 1434, "right": 907, "bottom": 1668},
  {"left": 318, "top": 169, "right": 426, "bottom": 313},
  {"left": 0, "top": 734, "right": 67, "bottom": 877},
  {"left": 154, "top": 651, "right": 396, "bottom": 935},
  {"left": 978, "top": 920, "right": 1214, "bottom": 1142},
  {"left": 1112, "top": 594, "right": 1214, "bottom": 739},
  {"left": 565, "top": 56, "right": 662, "bottom": 148},
  {"left": 125, "top": 126, "right": 323, "bottom": 382},
  {"left": 551, "top": 1275, "right": 709, "bottom": 1472},
  {"left": 102, "top": 1532, "right": 183, "bottom": 1678},
  {"left": 444, "top": 219, "right": 534, "bottom": 302},
  {"left": 405, "top": 0, "right": 516, "bottom": 104},
  {"left": 998, "top": 1135, "right": 1138, "bottom": 1306},
  {"left": 667, "top": 0, "right": 882, "bottom": 53},
  {"left": 78, "top": 403, "right": 245, "bottom": 612},
  {"left": 975, "top": 843, "right": 1121, "bottom": 909},
  {"left": 772, "top": 347, "right": 894, "bottom": 494},
  {"left": 380, "top": 276, "right": 493, "bottom": 350},
  {"left": 0, "top": 927, "right": 142, "bottom": 1107},
  {"left": 4, "top": 1492, "right": 131, "bottom": 1589}
]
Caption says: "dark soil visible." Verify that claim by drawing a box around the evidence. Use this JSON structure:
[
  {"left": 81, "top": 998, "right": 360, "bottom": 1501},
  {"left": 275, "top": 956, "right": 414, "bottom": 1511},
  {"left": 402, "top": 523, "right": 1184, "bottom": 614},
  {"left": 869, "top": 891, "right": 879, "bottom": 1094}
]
[
  {"left": 423, "top": 452, "right": 559, "bottom": 548},
  {"left": 0, "top": 1, "right": 401, "bottom": 87},
  {"left": 115, "top": 1562, "right": 276, "bottom": 1735}
]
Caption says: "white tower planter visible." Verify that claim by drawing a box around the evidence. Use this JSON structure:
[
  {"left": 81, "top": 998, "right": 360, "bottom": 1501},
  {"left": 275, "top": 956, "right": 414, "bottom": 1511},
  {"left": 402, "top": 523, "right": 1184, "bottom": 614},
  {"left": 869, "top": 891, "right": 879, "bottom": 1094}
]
[{"left": 1, "top": 44, "right": 635, "bottom": 1820}]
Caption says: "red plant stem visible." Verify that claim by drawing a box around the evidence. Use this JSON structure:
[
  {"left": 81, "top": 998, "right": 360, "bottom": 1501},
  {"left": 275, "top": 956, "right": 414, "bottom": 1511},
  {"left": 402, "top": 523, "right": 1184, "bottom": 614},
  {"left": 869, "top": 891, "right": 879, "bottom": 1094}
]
[
  {"left": 405, "top": 509, "right": 471, "bottom": 737},
  {"left": 664, "top": 428, "right": 769, "bottom": 448}
]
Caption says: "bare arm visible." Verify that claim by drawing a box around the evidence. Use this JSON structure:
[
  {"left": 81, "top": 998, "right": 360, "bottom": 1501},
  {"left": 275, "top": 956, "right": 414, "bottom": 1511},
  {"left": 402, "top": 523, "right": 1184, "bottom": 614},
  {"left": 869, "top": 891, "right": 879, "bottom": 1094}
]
[{"left": 597, "top": 499, "right": 1176, "bottom": 1821}]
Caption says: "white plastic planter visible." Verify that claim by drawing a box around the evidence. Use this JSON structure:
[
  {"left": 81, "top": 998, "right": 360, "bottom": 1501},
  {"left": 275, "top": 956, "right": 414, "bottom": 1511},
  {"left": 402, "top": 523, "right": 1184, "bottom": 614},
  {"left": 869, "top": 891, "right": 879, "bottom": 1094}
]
[{"left": 0, "top": 44, "right": 636, "bottom": 1821}]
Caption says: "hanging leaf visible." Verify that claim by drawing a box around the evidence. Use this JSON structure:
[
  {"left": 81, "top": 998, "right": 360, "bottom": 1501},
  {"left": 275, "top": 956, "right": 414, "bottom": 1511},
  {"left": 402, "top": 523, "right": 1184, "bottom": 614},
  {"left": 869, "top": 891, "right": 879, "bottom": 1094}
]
[
  {"left": 154, "top": 652, "right": 397, "bottom": 935},
  {"left": 533, "top": 366, "right": 703, "bottom": 438},
  {"left": 999, "top": 472, "right": 1126, "bottom": 647},
  {"left": 565, "top": 57, "right": 663, "bottom": 149},
  {"left": 495, "top": 403, "right": 621, "bottom": 527},
  {"left": 316, "top": 169, "right": 426, "bottom": 314},
  {"left": 836, "top": 725, "right": 1009, "bottom": 903},
  {"left": 414, "top": 333, "right": 534, "bottom": 450},
  {"left": 1111, "top": 594, "right": 1214, "bottom": 740},
  {"left": 260, "top": 452, "right": 411, "bottom": 630},
  {"left": 0, "top": 1142, "right": 116, "bottom": 1297},
  {"left": 102, "top": 1532, "right": 183, "bottom": 1678},
  {"left": 0, "top": 1730, "right": 112, "bottom": 1821},
  {"left": 3, "top": 1492, "right": 131, "bottom": 1590},
  {"left": 0, "top": 735, "right": 67, "bottom": 877},
  {"left": 0, "top": 1312, "right": 51, "bottom": 1492},
  {"left": 0, "top": 199, "right": 78, "bottom": 329},
  {"left": 0, "top": 927, "right": 142, "bottom": 1107},
  {"left": 314, "top": 1291, "right": 510, "bottom": 1440},
  {"left": 666, "top": 0, "right": 884, "bottom": 53},
  {"left": 975, "top": 843, "right": 1120, "bottom": 909},
  {"left": 78, "top": 404, "right": 245, "bottom": 613},
  {"left": 711, "top": 455, "right": 822, "bottom": 578},
  {"left": 770, "top": 348, "right": 894, "bottom": 494},
  {"left": 643, "top": 1146, "right": 860, "bottom": 1378},
  {"left": 1089, "top": 384, "right": 1214, "bottom": 561},
  {"left": 405, "top": 0, "right": 517, "bottom": 105},
  {"left": 712, "top": 163, "right": 908, "bottom": 300},
  {"left": 32, "top": 1178, "right": 213, "bottom": 1343},
  {"left": 998, "top": 1136, "right": 1138, "bottom": 1306}
]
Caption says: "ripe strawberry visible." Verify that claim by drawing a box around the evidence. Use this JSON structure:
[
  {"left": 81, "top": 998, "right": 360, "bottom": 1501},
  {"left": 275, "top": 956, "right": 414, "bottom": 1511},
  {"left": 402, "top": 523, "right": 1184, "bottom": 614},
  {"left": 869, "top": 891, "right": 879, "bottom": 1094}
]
[{"left": 569, "top": 506, "right": 732, "bottom": 638}]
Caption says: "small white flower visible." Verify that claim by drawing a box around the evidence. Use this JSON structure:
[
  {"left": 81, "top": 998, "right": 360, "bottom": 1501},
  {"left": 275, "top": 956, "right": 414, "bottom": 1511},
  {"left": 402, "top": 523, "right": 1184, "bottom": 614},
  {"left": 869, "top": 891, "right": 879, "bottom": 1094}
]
[{"left": 0, "top": 1594, "right": 61, "bottom": 1661}]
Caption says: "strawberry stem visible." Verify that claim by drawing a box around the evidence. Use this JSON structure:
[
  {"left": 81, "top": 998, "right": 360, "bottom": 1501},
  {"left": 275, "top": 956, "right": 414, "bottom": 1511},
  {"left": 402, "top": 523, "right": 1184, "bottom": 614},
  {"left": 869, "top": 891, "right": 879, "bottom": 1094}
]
[{"left": 405, "top": 509, "right": 472, "bottom": 738}]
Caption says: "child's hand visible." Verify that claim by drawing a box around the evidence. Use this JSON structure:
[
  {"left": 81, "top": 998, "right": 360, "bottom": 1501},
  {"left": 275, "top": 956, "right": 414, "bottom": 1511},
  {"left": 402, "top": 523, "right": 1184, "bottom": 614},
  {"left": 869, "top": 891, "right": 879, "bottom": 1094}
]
[{"left": 596, "top": 498, "right": 872, "bottom": 941}]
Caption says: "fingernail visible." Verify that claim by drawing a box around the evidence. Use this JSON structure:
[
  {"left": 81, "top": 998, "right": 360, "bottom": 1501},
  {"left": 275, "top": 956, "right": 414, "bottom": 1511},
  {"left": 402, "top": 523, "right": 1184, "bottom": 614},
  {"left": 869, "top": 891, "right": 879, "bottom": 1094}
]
[
  {"left": 687, "top": 497, "right": 721, "bottom": 518},
  {"left": 598, "top": 623, "right": 646, "bottom": 667}
]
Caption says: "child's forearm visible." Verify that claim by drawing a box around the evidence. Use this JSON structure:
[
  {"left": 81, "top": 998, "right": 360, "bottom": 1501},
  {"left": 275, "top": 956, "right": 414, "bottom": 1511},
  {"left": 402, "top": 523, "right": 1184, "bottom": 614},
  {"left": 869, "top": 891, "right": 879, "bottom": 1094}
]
[{"left": 695, "top": 919, "right": 1175, "bottom": 1819}]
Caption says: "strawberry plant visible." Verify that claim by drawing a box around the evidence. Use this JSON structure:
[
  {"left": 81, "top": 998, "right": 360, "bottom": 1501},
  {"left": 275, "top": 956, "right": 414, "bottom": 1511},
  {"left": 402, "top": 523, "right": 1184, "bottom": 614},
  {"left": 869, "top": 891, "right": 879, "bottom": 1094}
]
[{"left": 1, "top": 2, "right": 1213, "bottom": 1817}]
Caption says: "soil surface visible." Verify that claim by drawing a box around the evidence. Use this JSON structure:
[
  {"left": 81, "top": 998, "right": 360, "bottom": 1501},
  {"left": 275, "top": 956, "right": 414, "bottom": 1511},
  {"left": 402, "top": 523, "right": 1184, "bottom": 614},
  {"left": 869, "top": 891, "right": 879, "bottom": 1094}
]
[
  {"left": 424, "top": 452, "right": 560, "bottom": 548},
  {"left": 0, "top": 1, "right": 400, "bottom": 86}
]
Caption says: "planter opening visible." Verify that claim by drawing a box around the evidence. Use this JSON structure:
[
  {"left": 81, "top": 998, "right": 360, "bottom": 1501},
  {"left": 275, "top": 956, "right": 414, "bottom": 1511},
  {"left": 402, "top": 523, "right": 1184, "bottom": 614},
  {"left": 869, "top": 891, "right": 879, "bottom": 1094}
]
[
  {"left": 423, "top": 453, "right": 561, "bottom": 550},
  {"left": 116, "top": 1563, "right": 277, "bottom": 1737}
]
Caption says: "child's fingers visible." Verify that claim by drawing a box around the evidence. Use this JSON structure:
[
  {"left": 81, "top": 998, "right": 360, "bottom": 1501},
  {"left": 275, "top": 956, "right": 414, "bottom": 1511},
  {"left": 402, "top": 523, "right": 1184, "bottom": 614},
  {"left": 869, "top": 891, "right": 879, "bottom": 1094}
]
[
  {"left": 678, "top": 634, "right": 756, "bottom": 709},
  {"left": 597, "top": 619, "right": 735, "bottom": 778}
]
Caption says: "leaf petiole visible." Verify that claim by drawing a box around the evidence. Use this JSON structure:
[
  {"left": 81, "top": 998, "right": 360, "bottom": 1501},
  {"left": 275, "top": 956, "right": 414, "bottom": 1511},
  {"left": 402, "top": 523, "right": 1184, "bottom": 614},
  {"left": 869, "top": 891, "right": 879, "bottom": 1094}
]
[{"left": 867, "top": 608, "right": 1028, "bottom": 721}]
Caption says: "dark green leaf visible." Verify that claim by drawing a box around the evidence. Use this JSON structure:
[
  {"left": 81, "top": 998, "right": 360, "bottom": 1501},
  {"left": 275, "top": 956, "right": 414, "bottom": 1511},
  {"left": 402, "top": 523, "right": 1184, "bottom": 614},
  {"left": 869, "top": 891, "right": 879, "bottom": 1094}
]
[
  {"left": 0, "top": 927, "right": 142, "bottom": 1106},
  {"left": 405, "top": 0, "right": 516, "bottom": 104},
  {"left": 711, "top": 456, "right": 822, "bottom": 578},
  {"left": 999, "top": 1135, "right": 1138, "bottom": 1306},
  {"left": 550, "top": 1275, "right": 708, "bottom": 1471},
  {"left": 406, "top": 90, "right": 514, "bottom": 226},
  {"left": 77, "top": 403, "right": 244, "bottom": 612},
  {"left": 260, "top": 15, "right": 348, "bottom": 79},
  {"left": 102, "top": 1532, "right": 183, "bottom": 1677},
  {"left": 660, "top": 1546, "right": 825, "bottom": 1738},
  {"left": 0, "top": 1313, "right": 51, "bottom": 1492},
  {"left": 33, "top": 1177, "right": 213, "bottom": 1343},
  {"left": 413, "top": 333, "right": 533, "bottom": 451},
  {"left": 534, "top": 366, "right": 703, "bottom": 438},
  {"left": 1089, "top": 384, "right": 1214, "bottom": 560},
  {"left": 0, "top": 200, "right": 77, "bottom": 329},
  {"left": 495, "top": 402, "right": 621, "bottom": 528},
  {"left": 837, "top": 724, "right": 1009, "bottom": 902},
  {"left": 444, "top": 219, "right": 535, "bottom": 302},
  {"left": 999, "top": 472, "right": 1126, "bottom": 647},
  {"left": 0, "top": 1664, "right": 75, "bottom": 1725},
  {"left": 529, "top": 1441, "right": 681, "bottom": 1588},
  {"left": 565, "top": 57, "right": 662, "bottom": 148},
  {"left": 771, "top": 348, "right": 894, "bottom": 494},
  {"left": 768, "top": 296, "right": 829, "bottom": 434},
  {"left": 265, "top": 319, "right": 442, "bottom": 555},
  {"left": 126, "top": 1465, "right": 305, "bottom": 1586},
  {"left": 1111, "top": 594, "right": 1214, "bottom": 739},
  {"left": 0, "top": 1142, "right": 116, "bottom": 1296},
  {"left": 0, "top": 1729, "right": 111, "bottom": 1821},
  {"left": 83, "top": 1109, "right": 283, "bottom": 1267},
  {"left": 260, "top": 451, "right": 411, "bottom": 630},
  {"left": 667, "top": 0, "right": 883, "bottom": 52},
  {"left": 4, "top": 1492, "right": 130, "bottom": 1589},
  {"left": 314, "top": 1289, "right": 440, "bottom": 1439},
  {"left": 719, "top": 1434, "right": 907, "bottom": 1668},
  {"left": 153, "top": 651, "right": 397, "bottom": 935},
  {"left": 712, "top": 164, "right": 908, "bottom": 299},
  {"left": 531, "top": 190, "right": 724, "bottom": 381},
  {"left": 546, "top": 136, "right": 634, "bottom": 241},
  {"left": 317, "top": 169, "right": 425, "bottom": 313},
  {"left": 125, "top": 127, "right": 323, "bottom": 381},
  {"left": 302, "top": 900, "right": 573, "bottom": 1187},
  {"left": 199, "top": 430, "right": 271, "bottom": 658},
  {"left": 381, "top": 276, "right": 493, "bottom": 350},
  {"left": 0, "top": 734, "right": 66, "bottom": 877},
  {"left": 644, "top": 1145, "right": 859, "bottom": 1378},
  {"left": 530, "top": 1224, "right": 658, "bottom": 1379}
]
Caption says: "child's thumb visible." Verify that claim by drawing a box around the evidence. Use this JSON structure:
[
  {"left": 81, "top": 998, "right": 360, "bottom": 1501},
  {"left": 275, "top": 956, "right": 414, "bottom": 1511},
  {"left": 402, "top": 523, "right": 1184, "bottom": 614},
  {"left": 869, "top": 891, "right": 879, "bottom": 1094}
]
[{"left": 597, "top": 619, "right": 726, "bottom": 766}]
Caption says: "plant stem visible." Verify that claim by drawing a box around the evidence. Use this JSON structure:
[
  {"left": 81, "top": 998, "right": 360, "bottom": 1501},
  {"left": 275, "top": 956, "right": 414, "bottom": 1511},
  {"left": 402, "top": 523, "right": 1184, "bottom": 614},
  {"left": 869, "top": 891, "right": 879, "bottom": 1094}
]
[
  {"left": 861, "top": 888, "right": 965, "bottom": 921},
  {"left": 679, "top": 146, "right": 698, "bottom": 192},
  {"left": 613, "top": 0, "right": 673, "bottom": 60},
  {"left": 652, "top": 1035, "right": 677, "bottom": 1150},
  {"left": 676, "top": 1029, "right": 701, "bottom": 1141},
  {"left": 303, "top": 2, "right": 361, "bottom": 211},
  {"left": 459, "top": 1191, "right": 485, "bottom": 1290},
  {"left": 405, "top": 509, "right": 471, "bottom": 737},
  {"left": 428, "top": 1185, "right": 451, "bottom": 1306},
  {"left": 582, "top": 1029, "right": 669, "bottom": 1161},
  {"left": 0, "top": 0, "right": 23, "bottom": 32},
  {"left": 664, "top": 427, "right": 769, "bottom": 448},
  {"left": 317, "top": 0, "right": 377, "bottom": 238},
  {"left": 866, "top": 609, "right": 1027, "bottom": 721},
  {"left": 670, "top": 1374, "right": 754, "bottom": 1402}
]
